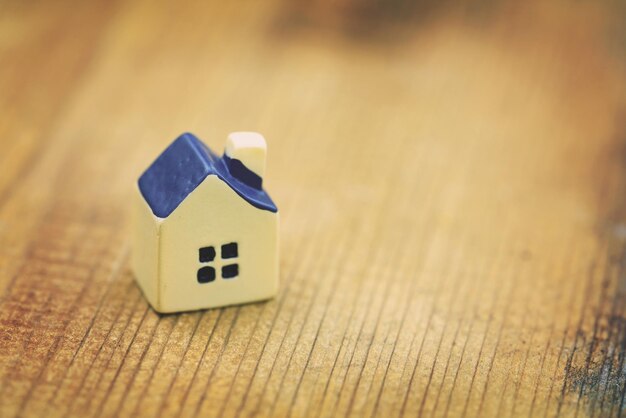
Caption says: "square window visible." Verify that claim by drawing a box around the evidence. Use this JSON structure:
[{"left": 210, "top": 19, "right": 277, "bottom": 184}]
[
  {"left": 222, "top": 264, "right": 239, "bottom": 279},
  {"left": 197, "top": 266, "right": 216, "bottom": 283},
  {"left": 221, "top": 242, "right": 238, "bottom": 259},
  {"left": 199, "top": 246, "right": 216, "bottom": 262}
]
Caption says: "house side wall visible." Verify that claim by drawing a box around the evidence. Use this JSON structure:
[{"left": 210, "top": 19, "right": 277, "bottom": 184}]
[
  {"left": 159, "top": 175, "right": 278, "bottom": 313},
  {"left": 131, "top": 187, "right": 161, "bottom": 310}
]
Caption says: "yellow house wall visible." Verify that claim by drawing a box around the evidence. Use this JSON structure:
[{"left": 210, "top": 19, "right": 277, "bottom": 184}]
[
  {"left": 157, "top": 175, "right": 279, "bottom": 313},
  {"left": 131, "top": 188, "right": 161, "bottom": 309}
]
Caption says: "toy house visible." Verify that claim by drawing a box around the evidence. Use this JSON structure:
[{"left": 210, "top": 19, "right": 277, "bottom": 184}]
[{"left": 132, "top": 132, "right": 279, "bottom": 313}]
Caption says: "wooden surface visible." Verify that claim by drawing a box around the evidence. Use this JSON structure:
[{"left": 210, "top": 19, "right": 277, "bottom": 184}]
[{"left": 1, "top": 0, "right": 625, "bottom": 417}]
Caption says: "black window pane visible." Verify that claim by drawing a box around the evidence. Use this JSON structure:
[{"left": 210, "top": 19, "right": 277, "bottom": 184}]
[
  {"left": 221, "top": 242, "right": 238, "bottom": 259},
  {"left": 222, "top": 264, "right": 238, "bottom": 279},
  {"left": 197, "top": 266, "right": 216, "bottom": 283},
  {"left": 199, "top": 246, "right": 216, "bottom": 262}
]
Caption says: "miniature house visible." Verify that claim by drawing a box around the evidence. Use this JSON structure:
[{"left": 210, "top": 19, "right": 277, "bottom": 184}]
[{"left": 132, "top": 132, "right": 279, "bottom": 313}]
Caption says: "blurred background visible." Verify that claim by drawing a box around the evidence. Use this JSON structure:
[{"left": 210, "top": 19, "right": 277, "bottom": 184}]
[{"left": 1, "top": 1, "right": 626, "bottom": 417}]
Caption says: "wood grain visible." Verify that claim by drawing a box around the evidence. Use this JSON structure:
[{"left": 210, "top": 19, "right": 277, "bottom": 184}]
[{"left": 0, "top": 0, "right": 625, "bottom": 417}]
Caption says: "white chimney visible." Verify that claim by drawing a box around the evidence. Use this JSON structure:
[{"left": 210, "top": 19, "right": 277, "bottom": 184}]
[{"left": 224, "top": 132, "right": 267, "bottom": 179}]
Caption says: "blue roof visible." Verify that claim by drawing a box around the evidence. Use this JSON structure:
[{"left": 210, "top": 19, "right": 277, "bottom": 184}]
[{"left": 138, "top": 133, "right": 278, "bottom": 218}]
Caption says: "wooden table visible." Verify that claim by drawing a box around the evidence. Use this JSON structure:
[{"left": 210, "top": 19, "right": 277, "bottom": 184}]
[{"left": 1, "top": 1, "right": 625, "bottom": 417}]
